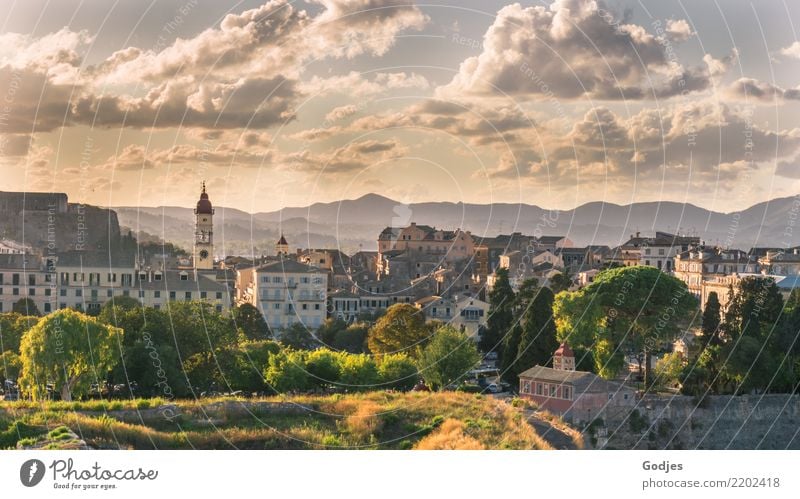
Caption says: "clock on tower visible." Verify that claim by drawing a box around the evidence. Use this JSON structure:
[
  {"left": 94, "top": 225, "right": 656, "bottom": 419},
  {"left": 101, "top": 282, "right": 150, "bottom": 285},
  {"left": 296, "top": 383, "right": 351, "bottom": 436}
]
[{"left": 193, "top": 182, "right": 214, "bottom": 270}]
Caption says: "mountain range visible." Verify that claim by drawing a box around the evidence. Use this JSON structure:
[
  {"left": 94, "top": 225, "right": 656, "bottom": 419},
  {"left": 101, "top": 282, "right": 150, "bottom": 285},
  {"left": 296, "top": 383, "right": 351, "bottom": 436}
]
[{"left": 113, "top": 193, "right": 800, "bottom": 256}]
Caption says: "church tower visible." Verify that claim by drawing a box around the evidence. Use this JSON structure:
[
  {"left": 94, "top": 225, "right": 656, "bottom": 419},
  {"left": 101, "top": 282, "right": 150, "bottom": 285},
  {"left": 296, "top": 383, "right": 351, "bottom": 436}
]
[
  {"left": 193, "top": 182, "right": 214, "bottom": 270},
  {"left": 275, "top": 234, "right": 289, "bottom": 257},
  {"left": 553, "top": 342, "right": 576, "bottom": 371}
]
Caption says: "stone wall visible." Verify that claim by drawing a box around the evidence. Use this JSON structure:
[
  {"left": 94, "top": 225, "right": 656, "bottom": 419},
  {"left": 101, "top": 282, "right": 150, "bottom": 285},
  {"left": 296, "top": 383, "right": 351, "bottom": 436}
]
[{"left": 584, "top": 394, "right": 800, "bottom": 450}]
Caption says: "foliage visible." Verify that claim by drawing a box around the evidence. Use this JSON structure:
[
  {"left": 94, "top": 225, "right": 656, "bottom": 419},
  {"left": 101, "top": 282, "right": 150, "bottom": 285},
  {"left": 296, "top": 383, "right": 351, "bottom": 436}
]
[
  {"left": 305, "top": 349, "right": 342, "bottom": 388},
  {"left": 0, "top": 313, "right": 39, "bottom": 353},
  {"left": 701, "top": 292, "right": 722, "bottom": 347},
  {"left": 338, "top": 354, "right": 379, "bottom": 390},
  {"left": 418, "top": 326, "right": 480, "bottom": 390},
  {"left": 480, "top": 267, "right": 515, "bottom": 354},
  {"left": 19, "top": 309, "right": 123, "bottom": 401},
  {"left": 548, "top": 272, "right": 572, "bottom": 294},
  {"left": 232, "top": 304, "right": 271, "bottom": 341},
  {"left": 652, "top": 351, "right": 684, "bottom": 391},
  {"left": 377, "top": 353, "right": 418, "bottom": 391},
  {"left": 12, "top": 298, "right": 40, "bottom": 317},
  {"left": 515, "top": 286, "right": 558, "bottom": 376},
  {"left": 331, "top": 323, "right": 369, "bottom": 353},
  {"left": 0, "top": 350, "right": 21, "bottom": 384},
  {"left": 553, "top": 266, "right": 698, "bottom": 385},
  {"left": 264, "top": 349, "right": 310, "bottom": 393},
  {"left": 279, "top": 322, "right": 319, "bottom": 350},
  {"left": 367, "top": 304, "right": 429, "bottom": 358}
]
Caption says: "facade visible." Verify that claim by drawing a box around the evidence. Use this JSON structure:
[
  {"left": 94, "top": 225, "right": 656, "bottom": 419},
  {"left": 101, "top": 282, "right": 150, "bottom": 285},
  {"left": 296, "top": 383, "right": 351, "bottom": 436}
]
[
  {"left": 673, "top": 247, "right": 758, "bottom": 309},
  {"left": 0, "top": 239, "right": 31, "bottom": 255},
  {"left": 239, "top": 259, "right": 328, "bottom": 331},
  {"left": 378, "top": 223, "right": 475, "bottom": 263},
  {"left": 452, "top": 295, "right": 489, "bottom": 338},
  {"left": 55, "top": 251, "right": 138, "bottom": 314},
  {"left": 193, "top": 183, "right": 214, "bottom": 270},
  {"left": 0, "top": 254, "right": 56, "bottom": 314},
  {"left": 518, "top": 343, "right": 636, "bottom": 423},
  {"left": 759, "top": 248, "right": 800, "bottom": 276},
  {"left": 134, "top": 269, "right": 230, "bottom": 311}
]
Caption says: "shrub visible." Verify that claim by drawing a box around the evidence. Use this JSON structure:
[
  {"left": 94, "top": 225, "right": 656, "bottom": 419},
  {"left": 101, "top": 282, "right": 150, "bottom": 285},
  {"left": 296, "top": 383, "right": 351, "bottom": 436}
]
[
  {"left": 377, "top": 354, "right": 418, "bottom": 391},
  {"left": 414, "top": 419, "right": 485, "bottom": 450}
]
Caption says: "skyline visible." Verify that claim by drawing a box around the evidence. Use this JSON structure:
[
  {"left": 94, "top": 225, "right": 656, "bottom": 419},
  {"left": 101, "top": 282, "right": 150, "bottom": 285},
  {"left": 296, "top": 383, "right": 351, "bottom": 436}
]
[{"left": 1, "top": 0, "right": 799, "bottom": 214}]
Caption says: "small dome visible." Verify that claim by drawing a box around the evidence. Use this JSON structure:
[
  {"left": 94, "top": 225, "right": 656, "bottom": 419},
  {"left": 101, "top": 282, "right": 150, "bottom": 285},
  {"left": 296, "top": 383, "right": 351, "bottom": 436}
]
[{"left": 195, "top": 183, "right": 213, "bottom": 214}]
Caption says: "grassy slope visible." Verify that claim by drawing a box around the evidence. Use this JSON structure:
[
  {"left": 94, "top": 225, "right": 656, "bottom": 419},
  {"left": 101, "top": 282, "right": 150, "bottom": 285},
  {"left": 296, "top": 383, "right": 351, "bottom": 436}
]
[{"left": 0, "top": 392, "right": 554, "bottom": 450}]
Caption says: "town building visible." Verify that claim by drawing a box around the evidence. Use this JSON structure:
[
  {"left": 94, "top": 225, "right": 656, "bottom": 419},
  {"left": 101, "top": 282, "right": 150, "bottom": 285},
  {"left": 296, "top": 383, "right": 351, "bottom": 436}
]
[
  {"left": 673, "top": 246, "right": 759, "bottom": 309},
  {"left": 377, "top": 223, "right": 475, "bottom": 263},
  {"left": 237, "top": 258, "right": 328, "bottom": 331},
  {"left": 518, "top": 343, "right": 636, "bottom": 424},
  {"left": 0, "top": 254, "right": 56, "bottom": 314}
]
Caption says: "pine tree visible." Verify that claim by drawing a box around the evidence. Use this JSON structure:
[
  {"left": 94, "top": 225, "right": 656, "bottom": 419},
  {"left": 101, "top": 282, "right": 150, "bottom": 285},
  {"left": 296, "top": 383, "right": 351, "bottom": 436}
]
[{"left": 480, "top": 268, "right": 515, "bottom": 354}]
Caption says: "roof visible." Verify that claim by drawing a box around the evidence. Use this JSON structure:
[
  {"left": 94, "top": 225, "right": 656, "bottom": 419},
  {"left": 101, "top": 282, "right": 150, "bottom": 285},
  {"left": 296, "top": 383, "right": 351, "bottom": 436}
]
[
  {"left": 255, "top": 258, "right": 322, "bottom": 274},
  {"left": 277, "top": 234, "right": 288, "bottom": 246},
  {"left": 0, "top": 254, "right": 40, "bottom": 270},
  {"left": 56, "top": 251, "right": 135, "bottom": 268},
  {"left": 554, "top": 342, "right": 574, "bottom": 357},
  {"left": 195, "top": 183, "right": 213, "bottom": 214},
  {"left": 519, "top": 365, "right": 632, "bottom": 394},
  {"left": 537, "top": 235, "right": 567, "bottom": 244}
]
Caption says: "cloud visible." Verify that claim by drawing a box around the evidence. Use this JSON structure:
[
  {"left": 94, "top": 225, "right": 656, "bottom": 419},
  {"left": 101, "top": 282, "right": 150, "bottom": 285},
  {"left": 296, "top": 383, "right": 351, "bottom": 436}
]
[
  {"left": 438, "top": 0, "right": 710, "bottom": 101},
  {"left": 0, "top": 0, "right": 428, "bottom": 133},
  {"left": 776, "top": 157, "right": 800, "bottom": 178},
  {"left": 664, "top": 19, "right": 694, "bottom": 43},
  {"left": 726, "top": 78, "right": 800, "bottom": 102},
  {"left": 780, "top": 41, "right": 800, "bottom": 59},
  {"left": 279, "top": 138, "right": 404, "bottom": 174},
  {"left": 325, "top": 104, "right": 358, "bottom": 123}
]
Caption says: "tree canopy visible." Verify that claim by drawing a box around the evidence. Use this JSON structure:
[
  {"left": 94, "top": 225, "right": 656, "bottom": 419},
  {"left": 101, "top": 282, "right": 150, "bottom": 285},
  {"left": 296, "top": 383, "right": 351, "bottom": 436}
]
[
  {"left": 418, "top": 326, "right": 479, "bottom": 390},
  {"left": 19, "top": 309, "right": 123, "bottom": 400},
  {"left": 367, "top": 303, "right": 429, "bottom": 358}
]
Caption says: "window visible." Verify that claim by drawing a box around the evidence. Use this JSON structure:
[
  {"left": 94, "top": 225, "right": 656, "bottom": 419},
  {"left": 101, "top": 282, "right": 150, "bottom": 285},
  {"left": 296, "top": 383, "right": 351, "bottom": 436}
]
[
  {"left": 28, "top": 274, "right": 36, "bottom": 285},
  {"left": 75, "top": 289, "right": 82, "bottom": 297},
  {"left": 201, "top": 291, "right": 207, "bottom": 299},
  {"left": 302, "top": 304, "right": 308, "bottom": 310},
  {"left": 563, "top": 387, "right": 571, "bottom": 400},
  {"left": 608, "top": 393, "right": 613, "bottom": 400},
  {"left": 45, "top": 288, "right": 51, "bottom": 296},
  {"left": 536, "top": 383, "right": 543, "bottom": 395},
  {"left": 44, "top": 303, "right": 51, "bottom": 313},
  {"left": 154, "top": 273, "right": 162, "bottom": 281},
  {"left": 274, "top": 303, "right": 280, "bottom": 309},
  {"left": 314, "top": 304, "right": 320, "bottom": 310},
  {"left": 523, "top": 381, "right": 531, "bottom": 394},
  {"left": 185, "top": 292, "right": 192, "bottom": 301},
  {"left": 216, "top": 292, "right": 223, "bottom": 299},
  {"left": 300, "top": 277, "right": 309, "bottom": 284},
  {"left": 60, "top": 289, "right": 67, "bottom": 297},
  {"left": 12, "top": 273, "right": 20, "bottom": 285},
  {"left": 154, "top": 291, "right": 161, "bottom": 298},
  {"left": 12, "top": 288, "right": 19, "bottom": 295},
  {"left": 107, "top": 289, "right": 113, "bottom": 297},
  {"left": 169, "top": 291, "right": 176, "bottom": 300},
  {"left": 272, "top": 276, "right": 282, "bottom": 283},
  {"left": 29, "top": 288, "right": 35, "bottom": 296},
  {"left": 139, "top": 290, "right": 145, "bottom": 298},
  {"left": 549, "top": 385, "right": 556, "bottom": 397},
  {"left": 180, "top": 273, "right": 189, "bottom": 281}
]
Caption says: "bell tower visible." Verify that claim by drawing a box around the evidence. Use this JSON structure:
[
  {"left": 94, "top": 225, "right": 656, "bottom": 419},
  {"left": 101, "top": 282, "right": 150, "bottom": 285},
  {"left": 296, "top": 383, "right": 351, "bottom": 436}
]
[{"left": 194, "top": 181, "right": 214, "bottom": 270}]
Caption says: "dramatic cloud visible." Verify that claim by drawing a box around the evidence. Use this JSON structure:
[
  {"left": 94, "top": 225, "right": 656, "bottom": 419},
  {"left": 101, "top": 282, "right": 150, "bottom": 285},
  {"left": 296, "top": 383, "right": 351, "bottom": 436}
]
[
  {"left": 664, "top": 19, "right": 694, "bottom": 43},
  {"left": 726, "top": 78, "right": 800, "bottom": 102},
  {"left": 438, "top": 0, "right": 711, "bottom": 101},
  {"left": 0, "top": 0, "right": 428, "bottom": 132},
  {"left": 279, "top": 138, "right": 405, "bottom": 174}
]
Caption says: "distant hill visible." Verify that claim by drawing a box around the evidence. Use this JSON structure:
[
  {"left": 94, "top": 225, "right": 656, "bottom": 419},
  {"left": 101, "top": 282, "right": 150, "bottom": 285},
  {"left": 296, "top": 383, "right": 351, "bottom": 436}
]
[{"left": 114, "top": 193, "right": 800, "bottom": 254}]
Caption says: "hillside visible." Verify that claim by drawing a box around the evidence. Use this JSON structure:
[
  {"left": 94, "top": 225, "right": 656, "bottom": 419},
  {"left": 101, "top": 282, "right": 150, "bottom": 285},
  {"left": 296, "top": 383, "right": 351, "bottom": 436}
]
[
  {"left": 0, "top": 392, "right": 568, "bottom": 450},
  {"left": 114, "top": 193, "right": 800, "bottom": 253}
]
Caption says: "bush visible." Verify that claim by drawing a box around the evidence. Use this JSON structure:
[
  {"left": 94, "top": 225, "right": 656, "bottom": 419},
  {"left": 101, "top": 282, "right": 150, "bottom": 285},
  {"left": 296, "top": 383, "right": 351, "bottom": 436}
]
[{"left": 377, "top": 354, "right": 418, "bottom": 391}]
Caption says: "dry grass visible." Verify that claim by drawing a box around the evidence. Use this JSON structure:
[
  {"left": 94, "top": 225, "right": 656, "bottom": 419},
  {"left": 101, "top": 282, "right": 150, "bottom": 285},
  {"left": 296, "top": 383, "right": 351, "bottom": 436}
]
[
  {"left": 415, "top": 419, "right": 485, "bottom": 450},
  {"left": 1, "top": 392, "right": 559, "bottom": 450}
]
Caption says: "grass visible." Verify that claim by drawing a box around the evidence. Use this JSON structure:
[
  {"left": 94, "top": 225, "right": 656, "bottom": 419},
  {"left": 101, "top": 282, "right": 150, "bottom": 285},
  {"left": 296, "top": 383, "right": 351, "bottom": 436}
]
[{"left": 0, "top": 392, "right": 554, "bottom": 450}]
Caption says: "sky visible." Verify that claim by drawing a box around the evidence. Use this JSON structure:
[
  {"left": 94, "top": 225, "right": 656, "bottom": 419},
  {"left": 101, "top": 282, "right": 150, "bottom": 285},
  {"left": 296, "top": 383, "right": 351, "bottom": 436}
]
[{"left": 0, "top": 0, "right": 799, "bottom": 213}]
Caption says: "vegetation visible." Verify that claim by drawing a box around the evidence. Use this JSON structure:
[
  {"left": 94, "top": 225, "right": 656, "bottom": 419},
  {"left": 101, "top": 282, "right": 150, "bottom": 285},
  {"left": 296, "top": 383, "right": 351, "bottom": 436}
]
[
  {"left": 481, "top": 268, "right": 515, "bottom": 354},
  {"left": 417, "top": 326, "right": 480, "bottom": 390},
  {"left": 0, "top": 391, "right": 550, "bottom": 450},
  {"left": 367, "top": 304, "right": 429, "bottom": 358},
  {"left": 19, "top": 310, "right": 123, "bottom": 401}
]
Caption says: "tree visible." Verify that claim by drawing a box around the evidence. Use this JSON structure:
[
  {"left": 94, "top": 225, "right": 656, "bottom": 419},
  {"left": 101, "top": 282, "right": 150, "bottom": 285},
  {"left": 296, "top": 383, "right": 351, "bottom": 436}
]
[
  {"left": 264, "top": 349, "right": 310, "bottom": 393},
  {"left": 515, "top": 286, "right": 558, "bottom": 375},
  {"left": 232, "top": 303, "right": 270, "bottom": 340},
  {"left": 12, "top": 298, "right": 40, "bottom": 317},
  {"left": 701, "top": 292, "right": 722, "bottom": 347},
  {"left": 332, "top": 323, "right": 369, "bottom": 353},
  {"left": 19, "top": 309, "right": 123, "bottom": 401},
  {"left": 279, "top": 322, "right": 319, "bottom": 350},
  {"left": 377, "top": 353, "right": 419, "bottom": 391},
  {"left": 480, "top": 267, "right": 515, "bottom": 354},
  {"left": 305, "top": 349, "right": 341, "bottom": 388},
  {"left": 367, "top": 304, "right": 429, "bottom": 358},
  {"left": 338, "top": 354, "right": 379, "bottom": 390},
  {"left": 0, "top": 313, "right": 39, "bottom": 353},
  {"left": 0, "top": 350, "right": 21, "bottom": 384},
  {"left": 652, "top": 351, "right": 684, "bottom": 391},
  {"left": 317, "top": 318, "right": 348, "bottom": 346},
  {"left": 553, "top": 266, "right": 698, "bottom": 386},
  {"left": 548, "top": 272, "right": 572, "bottom": 293},
  {"left": 166, "top": 301, "right": 238, "bottom": 359},
  {"left": 417, "top": 326, "right": 480, "bottom": 390}
]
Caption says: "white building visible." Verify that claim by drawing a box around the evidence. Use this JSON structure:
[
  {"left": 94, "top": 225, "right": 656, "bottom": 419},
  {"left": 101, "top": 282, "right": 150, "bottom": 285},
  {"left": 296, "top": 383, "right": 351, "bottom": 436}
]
[
  {"left": 0, "top": 254, "right": 56, "bottom": 314},
  {"left": 239, "top": 259, "right": 328, "bottom": 331}
]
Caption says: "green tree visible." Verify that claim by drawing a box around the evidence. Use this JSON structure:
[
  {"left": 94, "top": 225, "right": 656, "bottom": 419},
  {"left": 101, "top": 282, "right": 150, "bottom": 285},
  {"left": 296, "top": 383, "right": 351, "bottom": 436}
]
[
  {"left": 305, "top": 349, "right": 341, "bottom": 388},
  {"left": 0, "top": 350, "right": 21, "bottom": 385},
  {"left": 553, "top": 266, "right": 698, "bottom": 386},
  {"left": 19, "top": 309, "right": 122, "bottom": 401},
  {"left": 701, "top": 292, "right": 722, "bottom": 347},
  {"left": 338, "top": 354, "right": 379, "bottom": 390},
  {"left": 264, "top": 349, "right": 310, "bottom": 393},
  {"left": 0, "top": 313, "right": 39, "bottom": 353},
  {"left": 166, "top": 301, "right": 238, "bottom": 359},
  {"left": 12, "top": 298, "right": 40, "bottom": 317},
  {"left": 418, "top": 326, "right": 480, "bottom": 390},
  {"left": 367, "top": 303, "right": 429, "bottom": 358},
  {"left": 317, "top": 318, "right": 348, "bottom": 346},
  {"left": 548, "top": 272, "right": 572, "bottom": 293},
  {"left": 377, "top": 353, "right": 418, "bottom": 391},
  {"left": 279, "top": 322, "right": 319, "bottom": 350},
  {"left": 515, "top": 286, "right": 559, "bottom": 375},
  {"left": 480, "top": 267, "right": 515, "bottom": 354},
  {"left": 332, "top": 323, "right": 369, "bottom": 353},
  {"left": 232, "top": 303, "right": 270, "bottom": 340}
]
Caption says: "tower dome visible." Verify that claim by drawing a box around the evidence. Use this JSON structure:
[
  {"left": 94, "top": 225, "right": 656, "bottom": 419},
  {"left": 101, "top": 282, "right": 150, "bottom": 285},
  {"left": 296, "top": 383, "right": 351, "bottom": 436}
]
[{"left": 195, "top": 182, "right": 213, "bottom": 214}]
